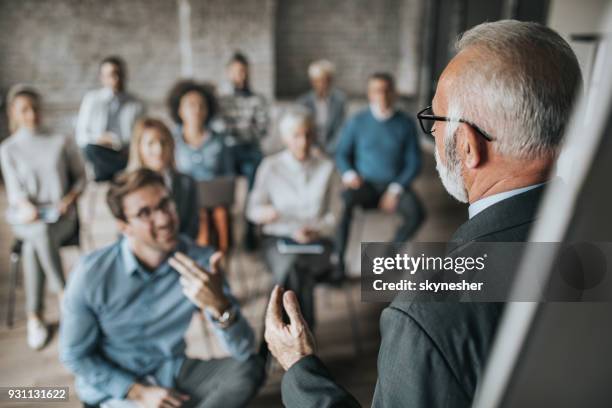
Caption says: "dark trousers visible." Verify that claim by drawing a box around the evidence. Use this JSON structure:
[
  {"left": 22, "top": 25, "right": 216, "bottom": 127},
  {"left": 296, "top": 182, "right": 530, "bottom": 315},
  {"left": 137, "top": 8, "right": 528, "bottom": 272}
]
[
  {"left": 175, "top": 355, "right": 265, "bottom": 408},
  {"left": 231, "top": 142, "right": 262, "bottom": 189},
  {"left": 336, "top": 181, "right": 425, "bottom": 270},
  {"left": 262, "top": 237, "right": 334, "bottom": 328},
  {"left": 83, "top": 144, "right": 128, "bottom": 182},
  {"left": 84, "top": 355, "right": 265, "bottom": 408},
  {"left": 232, "top": 142, "right": 263, "bottom": 248}
]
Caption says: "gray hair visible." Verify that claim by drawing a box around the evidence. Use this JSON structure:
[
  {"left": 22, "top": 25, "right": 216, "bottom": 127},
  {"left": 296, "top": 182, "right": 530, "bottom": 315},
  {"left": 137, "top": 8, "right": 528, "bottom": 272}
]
[
  {"left": 308, "top": 59, "right": 336, "bottom": 79},
  {"left": 279, "top": 105, "right": 313, "bottom": 138},
  {"left": 446, "top": 20, "right": 582, "bottom": 159}
]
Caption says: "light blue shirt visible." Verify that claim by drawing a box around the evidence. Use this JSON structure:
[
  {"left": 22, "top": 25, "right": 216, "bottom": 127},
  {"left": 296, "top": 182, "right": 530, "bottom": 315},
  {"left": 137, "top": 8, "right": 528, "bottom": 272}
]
[
  {"left": 59, "top": 236, "right": 254, "bottom": 404},
  {"left": 173, "top": 127, "right": 235, "bottom": 182},
  {"left": 468, "top": 183, "right": 546, "bottom": 219}
]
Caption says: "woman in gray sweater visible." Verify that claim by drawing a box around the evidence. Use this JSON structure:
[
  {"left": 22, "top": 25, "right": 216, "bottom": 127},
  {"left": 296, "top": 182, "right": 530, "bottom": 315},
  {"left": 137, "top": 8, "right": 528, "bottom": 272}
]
[{"left": 0, "top": 85, "right": 86, "bottom": 349}]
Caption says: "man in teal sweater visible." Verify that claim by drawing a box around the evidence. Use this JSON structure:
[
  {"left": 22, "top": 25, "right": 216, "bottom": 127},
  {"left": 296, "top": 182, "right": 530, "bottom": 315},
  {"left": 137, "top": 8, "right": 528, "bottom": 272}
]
[{"left": 335, "top": 72, "right": 425, "bottom": 276}]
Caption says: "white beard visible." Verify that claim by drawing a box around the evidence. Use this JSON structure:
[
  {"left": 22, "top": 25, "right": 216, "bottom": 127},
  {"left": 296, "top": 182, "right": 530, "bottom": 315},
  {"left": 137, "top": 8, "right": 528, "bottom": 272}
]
[{"left": 434, "top": 147, "right": 469, "bottom": 203}]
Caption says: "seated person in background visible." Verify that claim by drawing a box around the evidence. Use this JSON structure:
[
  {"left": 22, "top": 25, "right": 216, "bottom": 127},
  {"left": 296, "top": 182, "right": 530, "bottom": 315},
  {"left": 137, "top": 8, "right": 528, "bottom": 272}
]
[
  {"left": 59, "top": 169, "right": 264, "bottom": 408},
  {"left": 247, "top": 106, "right": 341, "bottom": 327},
  {"left": 297, "top": 59, "right": 347, "bottom": 155},
  {"left": 167, "top": 80, "right": 235, "bottom": 253},
  {"left": 76, "top": 56, "right": 145, "bottom": 181},
  {"left": 127, "top": 117, "right": 199, "bottom": 240},
  {"left": 218, "top": 51, "right": 269, "bottom": 250},
  {"left": 335, "top": 72, "right": 425, "bottom": 276},
  {"left": 1, "top": 84, "right": 86, "bottom": 350}
]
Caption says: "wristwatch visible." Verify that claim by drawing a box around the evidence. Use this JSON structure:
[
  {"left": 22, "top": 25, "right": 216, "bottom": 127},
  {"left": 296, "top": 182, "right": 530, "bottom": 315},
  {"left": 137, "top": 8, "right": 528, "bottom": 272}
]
[{"left": 210, "top": 305, "right": 237, "bottom": 329}]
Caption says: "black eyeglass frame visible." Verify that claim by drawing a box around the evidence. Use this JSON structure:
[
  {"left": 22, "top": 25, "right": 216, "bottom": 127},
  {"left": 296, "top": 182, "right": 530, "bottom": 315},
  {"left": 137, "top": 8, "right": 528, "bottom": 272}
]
[{"left": 416, "top": 106, "right": 495, "bottom": 142}]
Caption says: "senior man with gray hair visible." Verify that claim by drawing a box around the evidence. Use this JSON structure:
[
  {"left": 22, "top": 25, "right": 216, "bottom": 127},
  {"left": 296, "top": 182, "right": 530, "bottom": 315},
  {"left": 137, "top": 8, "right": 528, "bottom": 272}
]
[
  {"left": 298, "top": 59, "right": 347, "bottom": 154},
  {"left": 263, "top": 20, "right": 582, "bottom": 407},
  {"left": 247, "top": 106, "right": 342, "bottom": 327}
]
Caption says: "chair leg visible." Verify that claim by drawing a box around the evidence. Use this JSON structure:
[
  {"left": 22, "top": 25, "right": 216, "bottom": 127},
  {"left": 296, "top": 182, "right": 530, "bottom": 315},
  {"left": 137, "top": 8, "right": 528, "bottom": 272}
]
[
  {"left": 343, "top": 281, "right": 363, "bottom": 356},
  {"left": 6, "top": 253, "right": 20, "bottom": 328},
  {"left": 85, "top": 184, "right": 98, "bottom": 250}
]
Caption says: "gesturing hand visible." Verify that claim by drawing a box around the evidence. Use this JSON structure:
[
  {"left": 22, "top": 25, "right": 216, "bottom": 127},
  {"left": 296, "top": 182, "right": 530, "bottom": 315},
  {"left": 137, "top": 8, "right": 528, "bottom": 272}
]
[
  {"left": 264, "top": 285, "right": 316, "bottom": 370},
  {"left": 168, "top": 251, "right": 230, "bottom": 318}
]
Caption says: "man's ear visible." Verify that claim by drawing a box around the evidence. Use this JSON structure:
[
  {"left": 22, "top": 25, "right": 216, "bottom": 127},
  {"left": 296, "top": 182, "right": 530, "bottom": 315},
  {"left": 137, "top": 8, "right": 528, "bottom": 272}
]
[{"left": 458, "top": 124, "right": 484, "bottom": 169}]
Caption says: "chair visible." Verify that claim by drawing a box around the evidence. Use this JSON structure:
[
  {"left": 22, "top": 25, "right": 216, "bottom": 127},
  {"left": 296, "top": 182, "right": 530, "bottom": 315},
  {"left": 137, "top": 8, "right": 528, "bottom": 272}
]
[{"left": 5, "top": 218, "right": 81, "bottom": 328}]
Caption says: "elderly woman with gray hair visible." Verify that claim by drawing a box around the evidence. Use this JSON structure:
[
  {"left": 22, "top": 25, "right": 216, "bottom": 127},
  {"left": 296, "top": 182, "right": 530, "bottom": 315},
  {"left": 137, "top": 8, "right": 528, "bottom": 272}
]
[
  {"left": 247, "top": 106, "right": 342, "bottom": 327},
  {"left": 1, "top": 85, "right": 86, "bottom": 349}
]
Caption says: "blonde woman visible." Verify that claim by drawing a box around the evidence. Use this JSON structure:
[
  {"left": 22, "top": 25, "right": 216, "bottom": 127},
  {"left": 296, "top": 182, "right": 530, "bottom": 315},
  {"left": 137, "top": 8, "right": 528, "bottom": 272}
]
[
  {"left": 127, "top": 117, "right": 199, "bottom": 239},
  {"left": 1, "top": 85, "right": 86, "bottom": 349}
]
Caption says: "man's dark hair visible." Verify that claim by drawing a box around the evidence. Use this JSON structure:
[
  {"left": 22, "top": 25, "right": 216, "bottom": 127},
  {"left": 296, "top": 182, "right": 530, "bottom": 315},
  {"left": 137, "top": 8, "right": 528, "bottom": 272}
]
[
  {"left": 106, "top": 168, "right": 167, "bottom": 222},
  {"left": 100, "top": 55, "right": 127, "bottom": 92},
  {"left": 166, "top": 80, "right": 218, "bottom": 126},
  {"left": 368, "top": 72, "right": 396, "bottom": 90},
  {"left": 228, "top": 51, "right": 249, "bottom": 67}
]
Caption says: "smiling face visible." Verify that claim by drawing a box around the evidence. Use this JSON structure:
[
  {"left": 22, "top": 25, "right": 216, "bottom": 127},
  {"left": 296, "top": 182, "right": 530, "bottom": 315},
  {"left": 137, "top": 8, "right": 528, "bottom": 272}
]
[
  {"left": 119, "top": 183, "right": 179, "bottom": 254},
  {"left": 179, "top": 90, "right": 208, "bottom": 128},
  {"left": 10, "top": 94, "right": 40, "bottom": 131},
  {"left": 139, "top": 127, "right": 173, "bottom": 173}
]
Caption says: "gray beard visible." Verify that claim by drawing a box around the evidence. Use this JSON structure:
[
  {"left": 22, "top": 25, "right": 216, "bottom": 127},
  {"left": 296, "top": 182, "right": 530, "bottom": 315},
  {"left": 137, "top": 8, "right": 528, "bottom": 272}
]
[{"left": 434, "top": 147, "right": 469, "bottom": 203}]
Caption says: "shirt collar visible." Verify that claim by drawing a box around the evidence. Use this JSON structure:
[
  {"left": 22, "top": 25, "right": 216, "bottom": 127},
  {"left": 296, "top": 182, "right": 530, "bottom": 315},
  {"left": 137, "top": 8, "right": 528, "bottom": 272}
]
[
  {"left": 120, "top": 236, "right": 182, "bottom": 278},
  {"left": 120, "top": 237, "right": 140, "bottom": 276},
  {"left": 281, "top": 149, "right": 316, "bottom": 172},
  {"left": 369, "top": 104, "right": 395, "bottom": 121},
  {"left": 468, "top": 183, "right": 546, "bottom": 219}
]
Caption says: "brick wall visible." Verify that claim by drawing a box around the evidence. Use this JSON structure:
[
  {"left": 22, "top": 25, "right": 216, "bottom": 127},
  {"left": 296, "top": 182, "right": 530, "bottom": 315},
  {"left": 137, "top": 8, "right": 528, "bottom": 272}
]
[
  {"left": 0, "top": 0, "right": 276, "bottom": 138},
  {"left": 275, "top": 0, "right": 424, "bottom": 98},
  {"left": 0, "top": 0, "right": 423, "bottom": 139}
]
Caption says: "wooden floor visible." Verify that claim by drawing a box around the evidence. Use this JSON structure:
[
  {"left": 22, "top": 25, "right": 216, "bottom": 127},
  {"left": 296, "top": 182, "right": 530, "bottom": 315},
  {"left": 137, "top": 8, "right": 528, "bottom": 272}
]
[{"left": 0, "top": 153, "right": 465, "bottom": 408}]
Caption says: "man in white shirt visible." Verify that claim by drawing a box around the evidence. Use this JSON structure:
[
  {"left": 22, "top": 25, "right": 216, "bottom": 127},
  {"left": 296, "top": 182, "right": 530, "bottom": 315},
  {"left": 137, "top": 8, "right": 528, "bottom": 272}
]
[
  {"left": 247, "top": 106, "right": 341, "bottom": 326},
  {"left": 76, "top": 56, "right": 145, "bottom": 181}
]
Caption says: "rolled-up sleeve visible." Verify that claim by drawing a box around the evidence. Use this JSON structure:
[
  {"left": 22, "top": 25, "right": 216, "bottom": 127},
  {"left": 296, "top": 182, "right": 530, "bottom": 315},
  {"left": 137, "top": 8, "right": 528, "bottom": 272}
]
[
  {"left": 59, "top": 260, "right": 136, "bottom": 399},
  {"left": 204, "top": 288, "right": 255, "bottom": 362}
]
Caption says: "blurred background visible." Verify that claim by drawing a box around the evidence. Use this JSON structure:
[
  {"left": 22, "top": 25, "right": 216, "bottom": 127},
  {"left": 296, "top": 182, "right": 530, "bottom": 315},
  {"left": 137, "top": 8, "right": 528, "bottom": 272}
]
[{"left": 0, "top": 1, "right": 608, "bottom": 407}]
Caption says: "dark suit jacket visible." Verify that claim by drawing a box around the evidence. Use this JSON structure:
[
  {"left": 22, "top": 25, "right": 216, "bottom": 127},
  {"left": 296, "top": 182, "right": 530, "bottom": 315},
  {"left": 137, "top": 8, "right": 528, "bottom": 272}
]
[
  {"left": 171, "top": 171, "right": 199, "bottom": 240},
  {"left": 298, "top": 88, "right": 347, "bottom": 154},
  {"left": 281, "top": 186, "right": 545, "bottom": 407}
]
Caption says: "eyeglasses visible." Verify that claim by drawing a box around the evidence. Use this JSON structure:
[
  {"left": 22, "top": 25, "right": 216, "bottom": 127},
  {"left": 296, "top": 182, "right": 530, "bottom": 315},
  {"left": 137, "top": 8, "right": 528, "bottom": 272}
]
[
  {"left": 125, "top": 196, "right": 176, "bottom": 223},
  {"left": 416, "top": 106, "right": 495, "bottom": 142}
]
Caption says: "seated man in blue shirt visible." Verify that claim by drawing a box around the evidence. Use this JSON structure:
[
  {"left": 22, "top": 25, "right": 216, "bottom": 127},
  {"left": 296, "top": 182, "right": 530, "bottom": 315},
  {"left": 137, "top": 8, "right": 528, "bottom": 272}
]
[
  {"left": 335, "top": 72, "right": 425, "bottom": 276},
  {"left": 59, "top": 169, "right": 264, "bottom": 408}
]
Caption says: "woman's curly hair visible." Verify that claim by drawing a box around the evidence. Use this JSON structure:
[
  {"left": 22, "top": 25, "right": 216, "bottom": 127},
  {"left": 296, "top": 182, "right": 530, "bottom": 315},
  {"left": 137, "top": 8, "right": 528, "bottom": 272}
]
[{"left": 166, "top": 79, "right": 218, "bottom": 126}]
